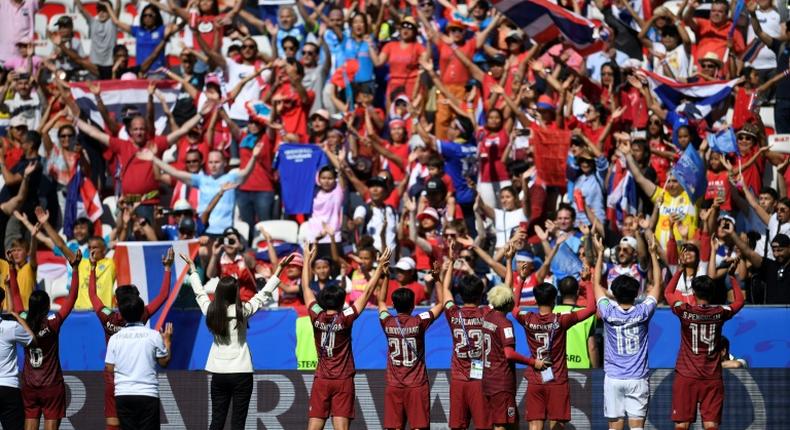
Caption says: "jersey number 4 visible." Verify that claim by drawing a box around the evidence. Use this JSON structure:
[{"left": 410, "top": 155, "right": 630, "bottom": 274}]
[{"left": 689, "top": 323, "right": 716, "bottom": 355}]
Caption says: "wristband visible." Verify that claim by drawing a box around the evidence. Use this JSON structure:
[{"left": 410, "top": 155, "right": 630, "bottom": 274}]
[{"left": 784, "top": 70, "right": 790, "bottom": 78}]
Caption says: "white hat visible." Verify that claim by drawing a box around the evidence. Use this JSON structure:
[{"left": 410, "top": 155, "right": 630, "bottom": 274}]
[
  {"left": 408, "top": 134, "right": 426, "bottom": 150},
  {"left": 9, "top": 115, "right": 27, "bottom": 128},
  {"left": 173, "top": 199, "right": 193, "bottom": 212},
  {"left": 394, "top": 257, "right": 416, "bottom": 271},
  {"left": 619, "top": 236, "right": 638, "bottom": 250}
]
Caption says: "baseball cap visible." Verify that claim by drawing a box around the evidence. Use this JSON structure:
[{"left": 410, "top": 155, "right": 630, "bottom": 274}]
[
  {"left": 536, "top": 94, "right": 556, "bottom": 111},
  {"left": 367, "top": 176, "right": 389, "bottom": 188},
  {"left": 505, "top": 30, "right": 523, "bottom": 41},
  {"left": 619, "top": 236, "right": 638, "bottom": 250},
  {"left": 408, "top": 134, "right": 426, "bottom": 150},
  {"left": 417, "top": 207, "right": 440, "bottom": 222},
  {"left": 425, "top": 177, "right": 447, "bottom": 194},
  {"left": 394, "top": 257, "right": 416, "bottom": 271},
  {"left": 488, "top": 54, "right": 507, "bottom": 66},
  {"left": 173, "top": 199, "right": 193, "bottom": 212},
  {"left": 16, "top": 37, "right": 32, "bottom": 46},
  {"left": 310, "top": 109, "right": 330, "bottom": 121},
  {"left": 9, "top": 116, "right": 27, "bottom": 128},
  {"left": 287, "top": 252, "right": 304, "bottom": 267},
  {"left": 772, "top": 234, "right": 790, "bottom": 247}
]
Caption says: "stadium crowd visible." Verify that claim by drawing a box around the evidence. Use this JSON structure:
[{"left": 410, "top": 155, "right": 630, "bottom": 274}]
[{"left": 0, "top": 0, "right": 788, "bottom": 428}]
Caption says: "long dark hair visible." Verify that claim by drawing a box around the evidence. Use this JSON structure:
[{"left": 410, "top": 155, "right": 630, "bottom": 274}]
[
  {"left": 141, "top": 4, "right": 164, "bottom": 30},
  {"left": 205, "top": 276, "right": 245, "bottom": 342},
  {"left": 26, "top": 291, "right": 51, "bottom": 335}
]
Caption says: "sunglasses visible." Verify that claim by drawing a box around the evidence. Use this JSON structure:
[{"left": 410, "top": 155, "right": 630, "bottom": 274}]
[
  {"left": 185, "top": 159, "right": 201, "bottom": 164},
  {"left": 650, "top": 119, "right": 662, "bottom": 125},
  {"left": 302, "top": 49, "right": 317, "bottom": 55},
  {"left": 419, "top": 1, "right": 433, "bottom": 6},
  {"left": 242, "top": 44, "right": 257, "bottom": 50},
  {"left": 142, "top": 13, "right": 155, "bottom": 18},
  {"left": 737, "top": 134, "right": 754, "bottom": 140},
  {"left": 449, "top": 27, "right": 463, "bottom": 33},
  {"left": 59, "top": 133, "right": 74, "bottom": 138}
]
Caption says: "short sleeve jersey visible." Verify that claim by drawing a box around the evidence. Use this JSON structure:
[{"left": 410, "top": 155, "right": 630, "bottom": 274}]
[
  {"left": 481, "top": 311, "right": 517, "bottom": 395},
  {"left": 517, "top": 311, "right": 579, "bottom": 385},
  {"left": 598, "top": 296, "right": 657, "bottom": 379},
  {"left": 19, "top": 313, "right": 65, "bottom": 388},
  {"left": 379, "top": 311, "right": 435, "bottom": 388},
  {"left": 671, "top": 302, "right": 736, "bottom": 380},
  {"left": 0, "top": 319, "right": 33, "bottom": 389},
  {"left": 96, "top": 307, "right": 152, "bottom": 344},
  {"left": 308, "top": 301, "right": 359, "bottom": 380},
  {"left": 444, "top": 302, "right": 491, "bottom": 381}
]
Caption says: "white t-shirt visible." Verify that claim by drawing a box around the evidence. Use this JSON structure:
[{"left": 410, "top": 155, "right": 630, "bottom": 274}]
[
  {"left": 755, "top": 213, "right": 790, "bottom": 259},
  {"left": 353, "top": 204, "right": 398, "bottom": 252},
  {"left": 652, "top": 43, "right": 690, "bottom": 80},
  {"left": 0, "top": 319, "right": 33, "bottom": 388},
  {"left": 105, "top": 323, "right": 168, "bottom": 398},
  {"left": 747, "top": 8, "right": 782, "bottom": 69},
  {"left": 493, "top": 208, "right": 527, "bottom": 248},
  {"left": 5, "top": 92, "right": 41, "bottom": 130},
  {"left": 225, "top": 59, "right": 271, "bottom": 121}
]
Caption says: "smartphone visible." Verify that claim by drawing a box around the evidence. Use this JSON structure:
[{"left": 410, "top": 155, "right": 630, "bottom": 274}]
[{"left": 519, "top": 221, "right": 529, "bottom": 232}]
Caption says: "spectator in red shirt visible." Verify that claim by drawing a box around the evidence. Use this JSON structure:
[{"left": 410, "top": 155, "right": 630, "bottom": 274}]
[
  {"left": 683, "top": 0, "right": 745, "bottom": 65},
  {"left": 386, "top": 257, "right": 427, "bottom": 306},
  {"left": 266, "top": 59, "right": 314, "bottom": 144},
  {"left": 71, "top": 104, "right": 209, "bottom": 221},
  {"left": 370, "top": 16, "right": 428, "bottom": 104}
]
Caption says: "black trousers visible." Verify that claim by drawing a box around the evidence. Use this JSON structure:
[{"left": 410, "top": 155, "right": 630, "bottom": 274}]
[
  {"left": 0, "top": 386, "right": 23, "bottom": 430},
  {"left": 116, "top": 395, "right": 160, "bottom": 430},
  {"left": 210, "top": 372, "right": 254, "bottom": 430}
]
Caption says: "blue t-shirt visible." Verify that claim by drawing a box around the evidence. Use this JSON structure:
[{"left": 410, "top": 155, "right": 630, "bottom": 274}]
[
  {"left": 191, "top": 171, "right": 240, "bottom": 235},
  {"left": 160, "top": 218, "right": 206, "bottom": 240},
  {"left": 131, "top": 25, "right": 166, "bottom": 71},
  {"left": 341, "top": 30, "right": 374, "bottom": 82},
  {"left": 274, "top": 144, "right": 328, "bottom": 215},
  {"left": 437, "top": 140, "right": 478, "bottom": 204}
]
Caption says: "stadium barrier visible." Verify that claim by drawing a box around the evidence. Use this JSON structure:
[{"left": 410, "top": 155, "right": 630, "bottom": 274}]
[
  {"left": 58, "top": 307, "right": 790, "bottom": 371},
  {"left": 57, "top": 369, "right": 789, "bottom": 429}
]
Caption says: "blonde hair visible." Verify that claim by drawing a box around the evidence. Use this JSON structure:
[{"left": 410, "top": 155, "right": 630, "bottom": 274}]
[{"left": 487, "top": 284, "right": 514, "bottom": 309}]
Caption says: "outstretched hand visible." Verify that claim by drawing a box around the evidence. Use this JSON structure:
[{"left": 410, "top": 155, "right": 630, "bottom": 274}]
[
  {"left": 70, "top": 249, "right": 82, "bottom": 268},
  {"left": 179, "top": 252, "right": 197, "bottom": 273},
  {"left": 162, "top": 247, "right": 175, "bottom": 268}
]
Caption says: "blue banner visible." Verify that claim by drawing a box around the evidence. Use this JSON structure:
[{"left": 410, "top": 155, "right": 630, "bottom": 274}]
[{"left": 55, "top": 306, "right": 790, "bottom": 371}]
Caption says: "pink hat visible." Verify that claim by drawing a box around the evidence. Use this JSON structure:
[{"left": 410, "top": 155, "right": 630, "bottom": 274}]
[
  {"left": 120, "top": 72, "right": 137, "bottom": 81},
  {"left": 287, "top": 252, "right": 304, "bottom": 267},
  {"left": 417, "top": 207, "right": 440, "bottom": 222}
]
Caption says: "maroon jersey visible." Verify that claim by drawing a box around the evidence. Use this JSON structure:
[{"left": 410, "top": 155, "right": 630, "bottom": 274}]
[
  {"left": 481, "top": 311, "right": 517, "bottom": 396},
  {"left": 672, "top": 302, "right": 736, "bottom": 379},
  {"left": 517, "top": 311, "right": 580, "bottom": 385},
  {"left": 308, "top": 301, "right": 359, "bottom": 379},
  {"left": 444, "top": 302, "right": 491, "bottom": 381},
  {"left": 20, "top": 314, "right": 66, "bottom": 389},
  {"left": 96, "top": 307, "right": 152, "bottom": 344},
  {"left": 379, "top": 310, "right": 435, "bottom": 388}
]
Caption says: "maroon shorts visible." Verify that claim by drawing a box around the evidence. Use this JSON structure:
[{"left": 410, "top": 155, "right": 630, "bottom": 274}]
[
  {"left": 486, "top": 391, "right": 518, "bottom": 425},
  {"left": 309, "top": 377, "right": 355, "bottom": 419},
  {"left": 384, "top": 384, "right": 429, "bottom": 429},
  {"left": 525, "top": 382, "right": 570, "bottom": 422},
  {"left": 449, "top": 379, "right": 491, "bottom": 429},
  {"left": 22, "top": 382, "right": 65, "bottom": 420},
  {"left": 671, "top": 373, "right": 724, "bottom": 424},
  {"left": 104, "top": 369, "right": 117, "bottom": 418}
]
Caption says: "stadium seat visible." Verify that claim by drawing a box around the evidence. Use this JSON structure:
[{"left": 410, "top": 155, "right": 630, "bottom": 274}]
[
  {"left": 102, "top": 195, "right": 118, "bottom": 217},
  {"left": 235, "top": 220, "right": 250, "bottom": 243},
  {"left": 80, "top": 1, "right": 100, "bottom": 17},
  {"left": 34, "top": 14, "right": 49, "bottom": 39},
  {"left": 297, "top": 223, "right": 312, "bottom": 243},
  {"left": 254, "top": 220, "right": 299, "bottom": 244},
  {"left": 38, "top": 1, "right": 69, "bottom": 22}
]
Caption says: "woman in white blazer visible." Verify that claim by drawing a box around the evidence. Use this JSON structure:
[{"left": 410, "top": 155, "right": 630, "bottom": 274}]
[{"left": 180, "top": 253, "right": 294, "bottom": 430}]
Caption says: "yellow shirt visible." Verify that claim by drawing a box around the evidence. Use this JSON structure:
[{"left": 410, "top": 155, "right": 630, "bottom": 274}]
[
  {"left": 75, "top": 258, "right": 116, "bottom": 310},
  {"left": 651, "top": 187, "right": 698, "bottom": 248},
  {"left": 1, "top": 261, "right": 35, "bottom": 312}
]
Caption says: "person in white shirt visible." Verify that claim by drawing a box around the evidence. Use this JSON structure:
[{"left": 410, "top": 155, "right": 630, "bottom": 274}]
[
  {"left": 0, "top": 289, "right": 34, "bottom": 430},
  {"left": 638, "top": 11, "right": 693, "bottom": 80},
  {"left": 0, "top": 288, "right": 34, "bottom": 430},
  {"left": 180, "top": 252, "right": 292, "bottom": 430},
  {"left": 105, "top": 297, "right": 172, "bottom": 430}
]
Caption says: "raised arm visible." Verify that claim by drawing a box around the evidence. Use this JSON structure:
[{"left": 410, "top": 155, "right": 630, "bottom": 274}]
[
  {"left": 572, "top": 280, "right": 597, "bottom": 320},
  {"left": 376, "top": 258, "right": 390, "bottom": 313},
  {"left": 57, "top": 250, "right": 83, "bottom": 319},
  {"left": 618, "top": 137, "right": 658, "bottom": 197},
  {"left": 137, "top": 149, "right": 194, "bottom": 184},
  {"left": 88, "top": 250, "right": 105, "bottom": 312},
  {"left": 106, "top": 4, "right": 132, "bottom": 33},
  {"left": 727, "top": 223, "right": 763, "bottom": 268},
  {"left": 6, "top": 252, "right": 24, "bottom": 313},
  {"left": 592, "top": 235, "right": 609, "bottom": 302},
  {"left": 646, "top": 237, "right": 663, "bottom": 301},
  {"left": 145, "top": 248, "right": 173, "bottom": 316},
  {"left": 302, "top": 243, "right": 319, "bottom": 305},
  {"left": 73, "top": 117, "right": 111, "bottom": 146},
  {"left": 236, "top": 143, "right": 263, "bottom": 183},
  {"left": 353, "top": 247, "right": 392, "bottom": 313}
]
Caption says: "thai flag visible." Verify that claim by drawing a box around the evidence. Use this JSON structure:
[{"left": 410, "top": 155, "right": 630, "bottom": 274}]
[
  {"left": 642, "top": 69, "right": 739, "bottom": 121},
  {"left": 69, "top": 79, "right": 181, "bottom": 133},
  {"left": 741, "top": 39, "right": 763, "bottom": 64},
  {"left": 492, "top": 0, "right": 608, "bottom": 55},
  {"left": 606, "top": 155, "right": 638, "bottom": 231},
  {"left": 114, "top": 240, "right": 199, "bottom": 328},
  {"left": 62, "top": 165, "right": 103, "bottom": 240}
]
